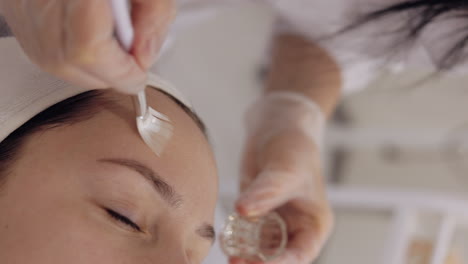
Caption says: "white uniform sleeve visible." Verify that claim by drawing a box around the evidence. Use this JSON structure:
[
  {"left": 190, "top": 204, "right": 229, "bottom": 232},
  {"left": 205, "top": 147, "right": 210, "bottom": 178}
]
[{"left": 267, "top": 0, "right": 399, "bottom": 94}]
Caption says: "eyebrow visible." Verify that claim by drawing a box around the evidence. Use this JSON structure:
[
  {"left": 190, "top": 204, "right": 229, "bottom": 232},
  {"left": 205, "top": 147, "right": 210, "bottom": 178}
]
[
  {"left": 99, "top": 158, "right": 183, "bottom": 208},
  {"left": 98, "top": 158, "right": 216, "bottom": 244}
]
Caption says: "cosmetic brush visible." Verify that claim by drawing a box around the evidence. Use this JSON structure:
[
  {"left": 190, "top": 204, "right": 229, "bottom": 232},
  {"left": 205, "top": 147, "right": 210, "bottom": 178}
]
[{"left": 110, "top": 0, "right": 173, "bottom": 156}]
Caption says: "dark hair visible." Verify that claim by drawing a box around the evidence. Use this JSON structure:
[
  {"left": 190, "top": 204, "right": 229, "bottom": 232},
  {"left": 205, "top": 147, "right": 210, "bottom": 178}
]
[
  {"left": 345, "top": 0, "right": 468, "bottom": 70},
  {"left": 0, "top": 90, "right": 109, "bottom": 187}
]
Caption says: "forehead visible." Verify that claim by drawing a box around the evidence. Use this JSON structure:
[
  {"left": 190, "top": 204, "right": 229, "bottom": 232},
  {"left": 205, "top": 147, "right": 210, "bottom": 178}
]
[
  {"left": 110, "top": 87, "right": 218, "bottom": 212},
  {"left": 145, "top": 89, "right": 218, "bottom": 215},
  {"left": 11, "top": 87, "right": 218, "bottom": 217}
]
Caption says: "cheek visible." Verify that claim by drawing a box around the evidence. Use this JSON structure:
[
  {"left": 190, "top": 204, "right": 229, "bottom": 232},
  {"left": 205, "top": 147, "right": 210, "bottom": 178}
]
[
  {"left": 0, "top": 173, "right": 133, "bottom": 264},
  {"left": 0, "top": 196, "right": 131, "bottom": 264}
]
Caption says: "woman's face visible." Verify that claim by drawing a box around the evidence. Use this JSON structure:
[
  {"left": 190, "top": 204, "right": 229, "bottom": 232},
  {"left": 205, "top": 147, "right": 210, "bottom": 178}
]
[{"left": 0, "top": 88, "right": 218, "bottom": 263}]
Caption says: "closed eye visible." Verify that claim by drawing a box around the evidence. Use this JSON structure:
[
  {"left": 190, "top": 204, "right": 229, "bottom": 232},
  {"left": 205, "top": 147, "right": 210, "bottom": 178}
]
[{"left": 106, "top": 208, "right": 142, "bottom": 232}]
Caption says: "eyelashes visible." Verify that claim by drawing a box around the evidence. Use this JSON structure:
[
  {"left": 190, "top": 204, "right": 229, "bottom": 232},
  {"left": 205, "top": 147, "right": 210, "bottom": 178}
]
[{"left": 106, "top": 208, "right": 142, "bottom": 232}]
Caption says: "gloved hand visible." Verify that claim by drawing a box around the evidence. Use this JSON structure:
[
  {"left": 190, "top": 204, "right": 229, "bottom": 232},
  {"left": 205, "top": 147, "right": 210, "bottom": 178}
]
[
  {"left": 0, "top": 0, "right": 174, "bottom": 93},
  {"left": 231, "top": 91, "right": 334, "bottom": 264}
]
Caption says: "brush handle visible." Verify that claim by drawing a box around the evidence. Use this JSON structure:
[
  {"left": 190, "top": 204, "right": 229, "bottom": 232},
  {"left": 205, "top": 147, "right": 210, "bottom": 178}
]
[
  {"left": 109, "top": 0, "right": 134, "bottom": 52},
  {"left": 109, "top": 0, "right": 147, "bottom": 117},
  {"left": 134, "top": 92, "right": 147, "bottom": 117}
]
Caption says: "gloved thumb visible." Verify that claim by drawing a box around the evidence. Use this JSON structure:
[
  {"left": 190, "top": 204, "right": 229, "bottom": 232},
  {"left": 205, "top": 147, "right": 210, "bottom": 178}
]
[{"left": 235, "top": 170, "right": 299, "bottom": 218}]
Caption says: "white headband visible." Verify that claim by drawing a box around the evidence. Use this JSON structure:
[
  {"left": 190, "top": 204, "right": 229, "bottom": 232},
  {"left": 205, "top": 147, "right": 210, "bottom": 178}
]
[{"left": 0, "top": 37, "right": 191, "bottom": 143}]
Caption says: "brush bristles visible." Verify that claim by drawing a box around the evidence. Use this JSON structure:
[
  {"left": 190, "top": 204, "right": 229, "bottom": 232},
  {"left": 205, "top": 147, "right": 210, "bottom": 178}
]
[{"left": 137, "top": 108, "right": 174, "bottom": 156}]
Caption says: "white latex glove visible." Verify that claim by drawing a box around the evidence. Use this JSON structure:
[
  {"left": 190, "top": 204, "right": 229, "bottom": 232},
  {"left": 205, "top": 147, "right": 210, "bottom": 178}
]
[
  {"left": 0, "top": 0, "right": 175, "bottom": 93},
  {"left": 231, "top": 92, "right": 334, "bottom": 264}
]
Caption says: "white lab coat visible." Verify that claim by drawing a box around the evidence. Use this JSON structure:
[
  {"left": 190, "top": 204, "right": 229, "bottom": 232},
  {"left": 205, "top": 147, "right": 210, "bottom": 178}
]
[{"left": 167, "top": 0, "right": 465, "bottom": 94}]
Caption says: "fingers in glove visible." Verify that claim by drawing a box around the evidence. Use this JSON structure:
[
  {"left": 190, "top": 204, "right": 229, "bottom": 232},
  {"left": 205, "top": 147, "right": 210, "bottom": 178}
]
[
  {"left": 236, "top": 170, "right": 300, "bottom": 217},
  {"left": 268, "top": 208, "right": 334, "bottom": 264},
  {"left": 131, "top": 0, "right": 175, "bottom": 69},
  {"left": 63, "top": 0, "right": 146, "bottom": 93}
]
